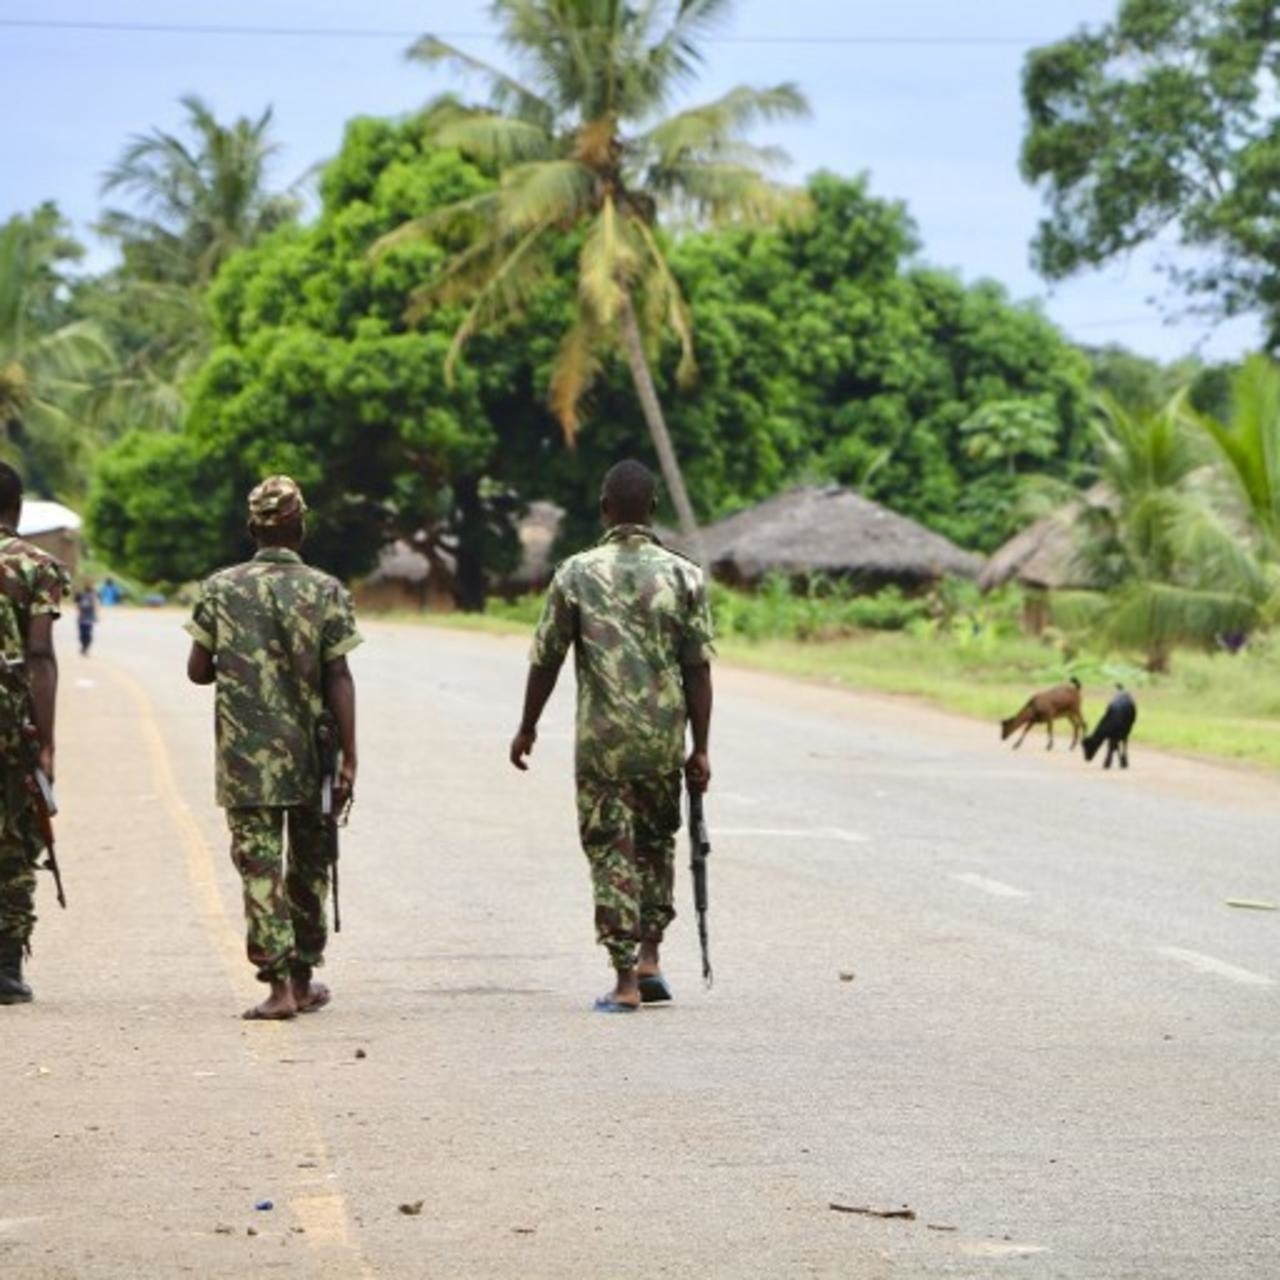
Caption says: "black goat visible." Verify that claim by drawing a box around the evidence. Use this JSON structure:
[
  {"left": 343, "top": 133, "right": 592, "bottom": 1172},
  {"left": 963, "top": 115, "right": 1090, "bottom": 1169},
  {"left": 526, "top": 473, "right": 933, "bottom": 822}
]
[{"left": 1082, "top": 687, "right": 1137, "bottom": 769}]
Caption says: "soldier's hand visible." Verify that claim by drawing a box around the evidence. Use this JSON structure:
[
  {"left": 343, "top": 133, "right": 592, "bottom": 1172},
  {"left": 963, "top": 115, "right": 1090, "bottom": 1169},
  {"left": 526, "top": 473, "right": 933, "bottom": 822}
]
[
  {"left": 38, "top": 744, "right": 55, "bottom": 785},
  {"left": 335, "top": 759, "right": 356, "bottom": 810},
  {"left": 685, "top": 750, "right": 711, "bottom": 793},
  {"left": 510, "top": 727, "right": 537, "bottom": 771}
]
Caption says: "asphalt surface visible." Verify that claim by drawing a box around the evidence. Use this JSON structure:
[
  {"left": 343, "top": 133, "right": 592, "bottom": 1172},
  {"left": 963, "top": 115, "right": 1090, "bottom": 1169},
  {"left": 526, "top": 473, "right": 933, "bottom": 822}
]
[{"left": 4, "top": 607, "right": 1279, "bottom": 1278}]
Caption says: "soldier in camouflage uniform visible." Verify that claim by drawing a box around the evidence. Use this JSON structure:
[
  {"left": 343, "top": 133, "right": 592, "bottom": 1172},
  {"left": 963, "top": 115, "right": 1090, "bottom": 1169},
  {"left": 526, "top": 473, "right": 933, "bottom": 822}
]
[
  {"left": 510, "top": 460, "right": 714, "bottom": 1013},
  {"left": 0, "top": 463, "right": 70, "bottom": 1004},
  {"left": 186, "top": 476, "right": 361, "bottom": 1021}
]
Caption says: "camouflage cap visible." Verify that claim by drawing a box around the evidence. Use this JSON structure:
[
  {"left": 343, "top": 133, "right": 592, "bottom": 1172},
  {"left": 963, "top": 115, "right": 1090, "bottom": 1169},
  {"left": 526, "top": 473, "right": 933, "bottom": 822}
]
[{"left": 248, "top": 475, "right": 308, "bottom": 528}]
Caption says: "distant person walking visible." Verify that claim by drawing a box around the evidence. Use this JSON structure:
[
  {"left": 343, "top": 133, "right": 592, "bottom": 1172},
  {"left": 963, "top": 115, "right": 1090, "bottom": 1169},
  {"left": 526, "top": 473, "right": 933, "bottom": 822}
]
[
  {"left": 185, "top": 476, "right": 361, "bottom": 1021},
  {"left": 510, "top": 460, "right": 714, "bottom": 1013},
  {"left": 75, "top": 583, "right": 98, "bottom": 656},
  {"left": 0, "top": 463, "right": 70, "bottom": 1005}
]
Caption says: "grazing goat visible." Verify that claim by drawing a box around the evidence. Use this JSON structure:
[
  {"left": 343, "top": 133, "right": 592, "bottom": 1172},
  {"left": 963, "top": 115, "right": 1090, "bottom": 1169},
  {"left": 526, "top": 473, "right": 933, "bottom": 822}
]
[
  {"left": 1082, "top": 687, "right": 1137, "bottom": 770},
  {"left": 1001, "top": 678, "right": 1085, "bottom": 750}
]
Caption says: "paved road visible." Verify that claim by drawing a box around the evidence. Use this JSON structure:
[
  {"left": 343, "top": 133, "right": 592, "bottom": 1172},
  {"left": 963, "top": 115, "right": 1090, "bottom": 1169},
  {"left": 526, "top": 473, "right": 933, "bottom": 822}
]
[{"left": 4, "top": 608, "right": 1279, "bottom": 1278}]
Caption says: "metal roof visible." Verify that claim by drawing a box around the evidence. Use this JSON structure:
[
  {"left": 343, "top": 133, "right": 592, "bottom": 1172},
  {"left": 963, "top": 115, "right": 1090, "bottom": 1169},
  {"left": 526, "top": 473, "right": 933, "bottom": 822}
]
[{"left": 17, "top": 501, "right": 83, "bottom": 537}]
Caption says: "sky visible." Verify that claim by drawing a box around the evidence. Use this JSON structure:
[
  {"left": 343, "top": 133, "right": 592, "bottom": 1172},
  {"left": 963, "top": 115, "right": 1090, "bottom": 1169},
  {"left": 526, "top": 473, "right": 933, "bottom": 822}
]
[{"left": 0, "top": 0, "right": 1262, "bottom": 362}]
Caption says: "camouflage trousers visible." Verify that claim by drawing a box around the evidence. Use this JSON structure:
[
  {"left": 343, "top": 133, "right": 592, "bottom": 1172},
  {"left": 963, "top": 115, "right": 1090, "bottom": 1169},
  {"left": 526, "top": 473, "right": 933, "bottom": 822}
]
[
  {"left": 0, "top": 765, "right": 41, "bottom": 945},
  {"left": 226, "top": 806, "right": 330, "bottom": 984},
  {"left": 576, "top": 770, "right": 681, "bottom": 971}
]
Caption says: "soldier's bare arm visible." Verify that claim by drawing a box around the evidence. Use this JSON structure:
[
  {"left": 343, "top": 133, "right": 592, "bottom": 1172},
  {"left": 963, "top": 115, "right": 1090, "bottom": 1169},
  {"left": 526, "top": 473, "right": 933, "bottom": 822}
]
[
  {"left": 510, "top": 665, "right": 561, "bottom": 771},
  {"left": 187, "top": 641, "right": 216, "bottom": 685},
  {"left": 323, "top": 655, "right": 357, "bottom": 804},
  {"left": 26, "top": 614, "right": 57, "bottom": 782},
  {"left": 682, "top": 662, "right": 713, "bottom": 792}
]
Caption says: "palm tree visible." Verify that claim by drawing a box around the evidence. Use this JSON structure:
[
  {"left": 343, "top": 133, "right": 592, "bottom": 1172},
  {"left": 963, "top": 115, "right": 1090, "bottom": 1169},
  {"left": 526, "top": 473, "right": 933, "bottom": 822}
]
[
  {"left": 0, "top": 220, "right": 116, "bottom": 496},
  {"left": 380, "top": 0, "right": 810, "bottom": 554},
  {"left": 1061, "top": 396, "right": 1272, "bottom": 672},
  {"left": 99, "top": 94, "right": 298, "bottom": 289},
  {"left": 1192, "top": 354, "right": 1280, "bottom": 558}
]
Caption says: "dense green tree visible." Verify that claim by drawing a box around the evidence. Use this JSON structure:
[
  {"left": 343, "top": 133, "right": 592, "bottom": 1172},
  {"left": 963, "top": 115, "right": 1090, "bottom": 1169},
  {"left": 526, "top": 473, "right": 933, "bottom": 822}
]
[
  {"left": 484, "top": 171, "right": 1094, "bottom": 555},
  {"left": 656, "top": 175, "right": 1093, "bottom": 553},
  {"left": 89, "top": 114, "right": 1097, "bottom": 585},
  {"left": 86, "top": 430, "right": 232, "bottom": 585},
  {"left": 384, "top": 0, "right": 810, "bottom": 555},
  {"left": 88, "top": 117, "right": 521, "bottom": 594},
  {"left": 1021, "top": 0, "right": 1280, "bottom": 342}
]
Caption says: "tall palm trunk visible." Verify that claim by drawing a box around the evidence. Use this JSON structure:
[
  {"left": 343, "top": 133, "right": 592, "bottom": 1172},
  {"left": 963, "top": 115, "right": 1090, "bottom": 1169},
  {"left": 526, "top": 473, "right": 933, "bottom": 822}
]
[{"left": 618, "top": 294, "right": 706, "bottom": 568}]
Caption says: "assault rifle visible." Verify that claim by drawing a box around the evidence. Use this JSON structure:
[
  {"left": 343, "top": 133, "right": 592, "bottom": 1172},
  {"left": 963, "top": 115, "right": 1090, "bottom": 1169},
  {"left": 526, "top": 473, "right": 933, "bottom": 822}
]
[
  {"left": 1, "top": 655, "right": 67, "bottom": 908},
  {"left": 688, "top": 786, "right": 712, "bottom": 987},
  {"left": 23, "top": 724, "right": 66, "bottom": 909},
  {"left": 316, "top": 712, "right": 349, "bottom": 933}
]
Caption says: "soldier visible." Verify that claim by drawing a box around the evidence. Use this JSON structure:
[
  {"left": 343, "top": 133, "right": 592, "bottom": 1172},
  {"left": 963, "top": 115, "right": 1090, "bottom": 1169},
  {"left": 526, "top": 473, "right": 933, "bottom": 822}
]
[
  {"left": 0, "top": 463, "right": 70, "bottom": 1005},
  {"left": 510, "top": 460, "right": 714, "bottom": 1013},
  {"left": 185, "top": 476, "right": 360, "bottom": 1021}
]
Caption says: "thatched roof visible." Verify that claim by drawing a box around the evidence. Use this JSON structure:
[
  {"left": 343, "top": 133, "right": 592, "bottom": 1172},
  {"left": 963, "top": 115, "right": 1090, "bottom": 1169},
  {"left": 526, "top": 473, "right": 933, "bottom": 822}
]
[
  {"left": 367, "top": 539, "right": 434, "bottom": 585},
  {"left": 687, "top": 486, "right": 982, "bottom": 588},
  {"left": 979, "top": 485, "right": 1110, "bottom": 592},
  {"left": 365, "top": 502, "right": 565, "bottom": 593},
  {"left": 508, "top": 501, "right": 563, "bottom": 590}
]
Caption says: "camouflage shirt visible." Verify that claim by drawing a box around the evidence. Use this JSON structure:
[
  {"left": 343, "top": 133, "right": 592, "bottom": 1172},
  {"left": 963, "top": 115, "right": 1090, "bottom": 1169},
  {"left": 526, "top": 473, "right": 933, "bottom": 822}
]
[
  {"left": 0, "top": 529, "right": 70, "bottom": 757},
  {"left": 185, "top": 548, "right": 362, "bottom": 808},
  {"left": 530, "top": 524, "right": 714, "bottom": 779}
]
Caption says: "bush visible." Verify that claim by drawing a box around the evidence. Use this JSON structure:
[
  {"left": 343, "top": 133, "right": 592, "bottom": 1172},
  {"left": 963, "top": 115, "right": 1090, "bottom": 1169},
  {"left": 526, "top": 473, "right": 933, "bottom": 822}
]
[{"left": 710, "top": 576, "right": 933, "bottom": 641}]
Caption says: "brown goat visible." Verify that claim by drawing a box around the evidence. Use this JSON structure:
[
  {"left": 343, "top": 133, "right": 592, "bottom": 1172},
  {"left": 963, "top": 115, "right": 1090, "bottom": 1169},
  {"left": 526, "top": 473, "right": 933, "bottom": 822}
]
[{"left": 1001, "top": 678, "right": 1084, "bottom": 750}]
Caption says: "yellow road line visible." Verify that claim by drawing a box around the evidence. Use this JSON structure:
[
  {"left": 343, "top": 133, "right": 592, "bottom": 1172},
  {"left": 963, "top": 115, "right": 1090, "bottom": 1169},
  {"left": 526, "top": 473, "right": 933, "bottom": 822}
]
[{"left": 107, "top": 663, "right": 376, "bottom": 1277}]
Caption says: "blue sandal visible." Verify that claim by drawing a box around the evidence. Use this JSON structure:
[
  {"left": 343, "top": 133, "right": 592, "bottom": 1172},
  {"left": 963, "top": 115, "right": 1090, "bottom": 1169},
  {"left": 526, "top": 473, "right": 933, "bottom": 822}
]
[{"left": 592, "top": 996, "right": 640, "bottom": 1014}]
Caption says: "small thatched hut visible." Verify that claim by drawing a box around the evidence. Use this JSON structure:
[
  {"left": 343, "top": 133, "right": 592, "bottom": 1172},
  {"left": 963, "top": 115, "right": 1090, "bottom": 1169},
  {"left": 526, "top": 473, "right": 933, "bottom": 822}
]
[
  {"left": 354, "top": 540, "right": 456, "bottom": 612},
  {"left": 979, "top": 486, "right": 1110, "bottom": 630},
  {"left": 689, "top": 486, "right": 981, "bottom": 591},
  {"left": 355, "top": 502, "right": 568, "bottom": 611},
  {"left": 505, "top": 501, "right": 563, "bottom": 594},
  {"left": 18, "top": 501, "right": 82, "bottom": 578}
]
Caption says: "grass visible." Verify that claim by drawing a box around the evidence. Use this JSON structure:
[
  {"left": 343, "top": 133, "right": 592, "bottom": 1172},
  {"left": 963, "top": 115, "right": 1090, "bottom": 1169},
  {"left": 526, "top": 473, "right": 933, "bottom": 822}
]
[{"left": 397, "top": 582, "right": 1280, "bottom": 773}]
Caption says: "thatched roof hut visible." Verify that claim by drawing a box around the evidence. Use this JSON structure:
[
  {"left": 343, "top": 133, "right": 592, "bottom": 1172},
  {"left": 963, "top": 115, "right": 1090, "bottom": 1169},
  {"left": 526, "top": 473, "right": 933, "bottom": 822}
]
[
  {"left": 355, "top": 502, "right": 568, "bottom": 611},
  {"left": 355, "top": 539, "right": 456, "bottom": 612},
  {"left": 688, "top": 486, "right": 982, "bottom": 590},
  {"left": 978, "top": 486, "right": 1110, "bottom": 593},
  {"left": 506, "top": 501, "right": 563, "bottom": 593}
]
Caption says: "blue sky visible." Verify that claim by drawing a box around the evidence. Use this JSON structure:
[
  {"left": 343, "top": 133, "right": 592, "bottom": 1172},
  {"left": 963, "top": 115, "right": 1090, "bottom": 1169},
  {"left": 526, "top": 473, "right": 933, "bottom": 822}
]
[{"left": 2, "top": 0, "right": 1260, "bottom": 361}]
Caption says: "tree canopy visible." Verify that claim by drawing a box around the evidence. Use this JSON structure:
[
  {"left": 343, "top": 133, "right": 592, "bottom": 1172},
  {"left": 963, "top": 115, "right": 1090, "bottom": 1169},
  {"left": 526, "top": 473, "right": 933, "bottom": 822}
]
[
  {"left": 1022, "top": 0, "right": 1280, "bottom": 343},
  {"left": 89, "top": 110, "right": 1095, "bottom": 589},
  {"left": 88, "top": 117, "right": 513, "bottom": 590}
]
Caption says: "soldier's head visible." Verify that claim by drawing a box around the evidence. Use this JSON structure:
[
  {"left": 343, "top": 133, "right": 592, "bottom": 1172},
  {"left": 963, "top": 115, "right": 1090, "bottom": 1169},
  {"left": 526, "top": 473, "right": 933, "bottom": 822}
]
[
  {"left": 247, "top": 474, "right": 307, "bottom": 549},
  {"left": 0, "top": 462, "right": 22, "bottom": 529},
  {"left": 600, "top": 459, "right": 657, "bottom": 527}
]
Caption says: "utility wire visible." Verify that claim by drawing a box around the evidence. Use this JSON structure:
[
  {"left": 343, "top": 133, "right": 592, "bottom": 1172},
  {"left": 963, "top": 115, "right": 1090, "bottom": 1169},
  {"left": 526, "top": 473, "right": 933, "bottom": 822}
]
[{"left": 0, "top": 18, "right": 1050, "bottom": 46}]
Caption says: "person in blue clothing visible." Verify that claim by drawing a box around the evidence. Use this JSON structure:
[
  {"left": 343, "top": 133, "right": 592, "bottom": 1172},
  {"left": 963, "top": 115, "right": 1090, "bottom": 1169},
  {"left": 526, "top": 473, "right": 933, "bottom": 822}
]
[{"left": 74, "top": 583, "right": 98, "bottom": 656}]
